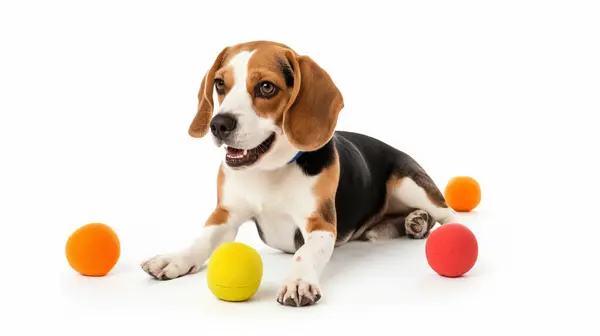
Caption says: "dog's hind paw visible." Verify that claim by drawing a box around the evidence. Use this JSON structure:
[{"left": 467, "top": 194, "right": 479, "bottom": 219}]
[{"left": 405, "top": 209, "right": 435, "bottom": 239}]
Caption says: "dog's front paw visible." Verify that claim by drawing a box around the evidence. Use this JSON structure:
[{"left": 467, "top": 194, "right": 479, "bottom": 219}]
[
  {"left": 405, "top": 209, "right": 434, "bottom": 239},
  {"left": 277, "top": 278, "right": 322, "bottom": 307},
  {"left": 140, "top": 253, "right": 200, "bottom": 280}
]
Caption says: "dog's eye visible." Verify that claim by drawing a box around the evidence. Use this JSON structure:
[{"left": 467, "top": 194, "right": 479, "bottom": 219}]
[
  {"left": 255, "top": 81, "right": 279, "bottom": 98},
  {"left": 214, "top": 79, "right": 226, "bottom": 95}
]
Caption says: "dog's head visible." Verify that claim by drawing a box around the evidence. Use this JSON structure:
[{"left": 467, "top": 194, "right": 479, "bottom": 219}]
[{"left": 188, "top": 41, "right": 344, "bottom": 170}]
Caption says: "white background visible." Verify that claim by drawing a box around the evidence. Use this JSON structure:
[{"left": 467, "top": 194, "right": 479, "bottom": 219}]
[{"left": 1, "top": 0, "right": 599, "bottom": 335}]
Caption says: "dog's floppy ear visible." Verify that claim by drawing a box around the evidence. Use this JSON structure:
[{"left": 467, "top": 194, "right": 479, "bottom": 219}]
[
  {"left": 282, "top": 51, "right": 344, "bottom": 151},
  {"left": 188, "top": 47, "right": 229, "bottom": 138}
]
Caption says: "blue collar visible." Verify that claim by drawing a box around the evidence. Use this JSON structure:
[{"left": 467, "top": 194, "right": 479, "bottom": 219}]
[{"left": 288, "top": 151, "right": 304, "bottom": 164}]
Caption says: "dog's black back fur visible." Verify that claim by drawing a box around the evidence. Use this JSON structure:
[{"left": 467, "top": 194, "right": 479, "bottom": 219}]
[{"left": 295, "top": 130, "right": 428, "bottom": 244}]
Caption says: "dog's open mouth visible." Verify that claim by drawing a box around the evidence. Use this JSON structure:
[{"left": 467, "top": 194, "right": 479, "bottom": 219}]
[{"left": 224, "top": 133, "right": 276, "bottom": 167}]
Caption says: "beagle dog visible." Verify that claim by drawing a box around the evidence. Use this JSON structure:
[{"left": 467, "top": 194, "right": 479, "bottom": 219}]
[{"left": 141, "top": 40, "right": 456, "bottom": 307}]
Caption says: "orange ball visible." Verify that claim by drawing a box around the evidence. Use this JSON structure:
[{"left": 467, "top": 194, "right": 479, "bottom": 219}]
[
  {"left": 444, "top": 176, "right": 481, "bottom": 212},
  {"left": 65, "top": 223, "right": 120, "bottom": 276}
]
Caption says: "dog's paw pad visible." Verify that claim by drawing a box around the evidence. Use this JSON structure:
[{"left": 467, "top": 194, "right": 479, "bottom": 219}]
[{"left": 405, "top": 210, "right": 433, "bottom": 239}]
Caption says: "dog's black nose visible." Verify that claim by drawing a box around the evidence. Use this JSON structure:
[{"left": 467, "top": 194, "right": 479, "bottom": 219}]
[{"left": 210, "top": 113, "right": 237, "bottom": 140}]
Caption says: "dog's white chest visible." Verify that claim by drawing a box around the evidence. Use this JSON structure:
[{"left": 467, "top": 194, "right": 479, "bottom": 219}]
[
  {"left": 253, "top": 212, "right": 299, "bottom": 253},
  {"left": 222, "top": 165, "right": 317, "bottom": 253}
]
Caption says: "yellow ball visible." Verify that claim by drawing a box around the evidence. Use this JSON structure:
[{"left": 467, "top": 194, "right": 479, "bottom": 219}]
[{"left": 206, "top": 242, "right": 263, "bottom": 302}]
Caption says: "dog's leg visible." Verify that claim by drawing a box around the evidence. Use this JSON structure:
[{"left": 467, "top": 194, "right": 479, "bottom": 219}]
[
  {"left": 141, "top": 207, "right": 246, "bottom": 280},
  {"left": 276, "top": 152, "right": 339, "bottom": 307},
  {"left": 390, "top": 173, "right": 457, "bottom": 238},
  {"left": 277, "top": 230, "right": 332, "bottom": 306},
  {"left": 360, "top": 208, "right": 437, "bottom": 241},
  {"left": 277, "top": 214, "right": 336, "bottom": 307},
  {"left": 360, "top": 214, "right": 407, "bottom": 242}
]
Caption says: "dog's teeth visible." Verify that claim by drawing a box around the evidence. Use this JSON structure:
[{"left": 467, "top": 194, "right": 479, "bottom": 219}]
[
  {"left": 243, "top": 149, "right": 248, "bottom": 156},
  {"left": 227, "top": 154, "right": 244, "bottom": 159}
]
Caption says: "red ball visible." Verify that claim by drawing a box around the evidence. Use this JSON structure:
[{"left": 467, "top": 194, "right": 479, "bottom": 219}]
[{"left": 425, "top": 223, "right": 478, "bottom": 277}]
